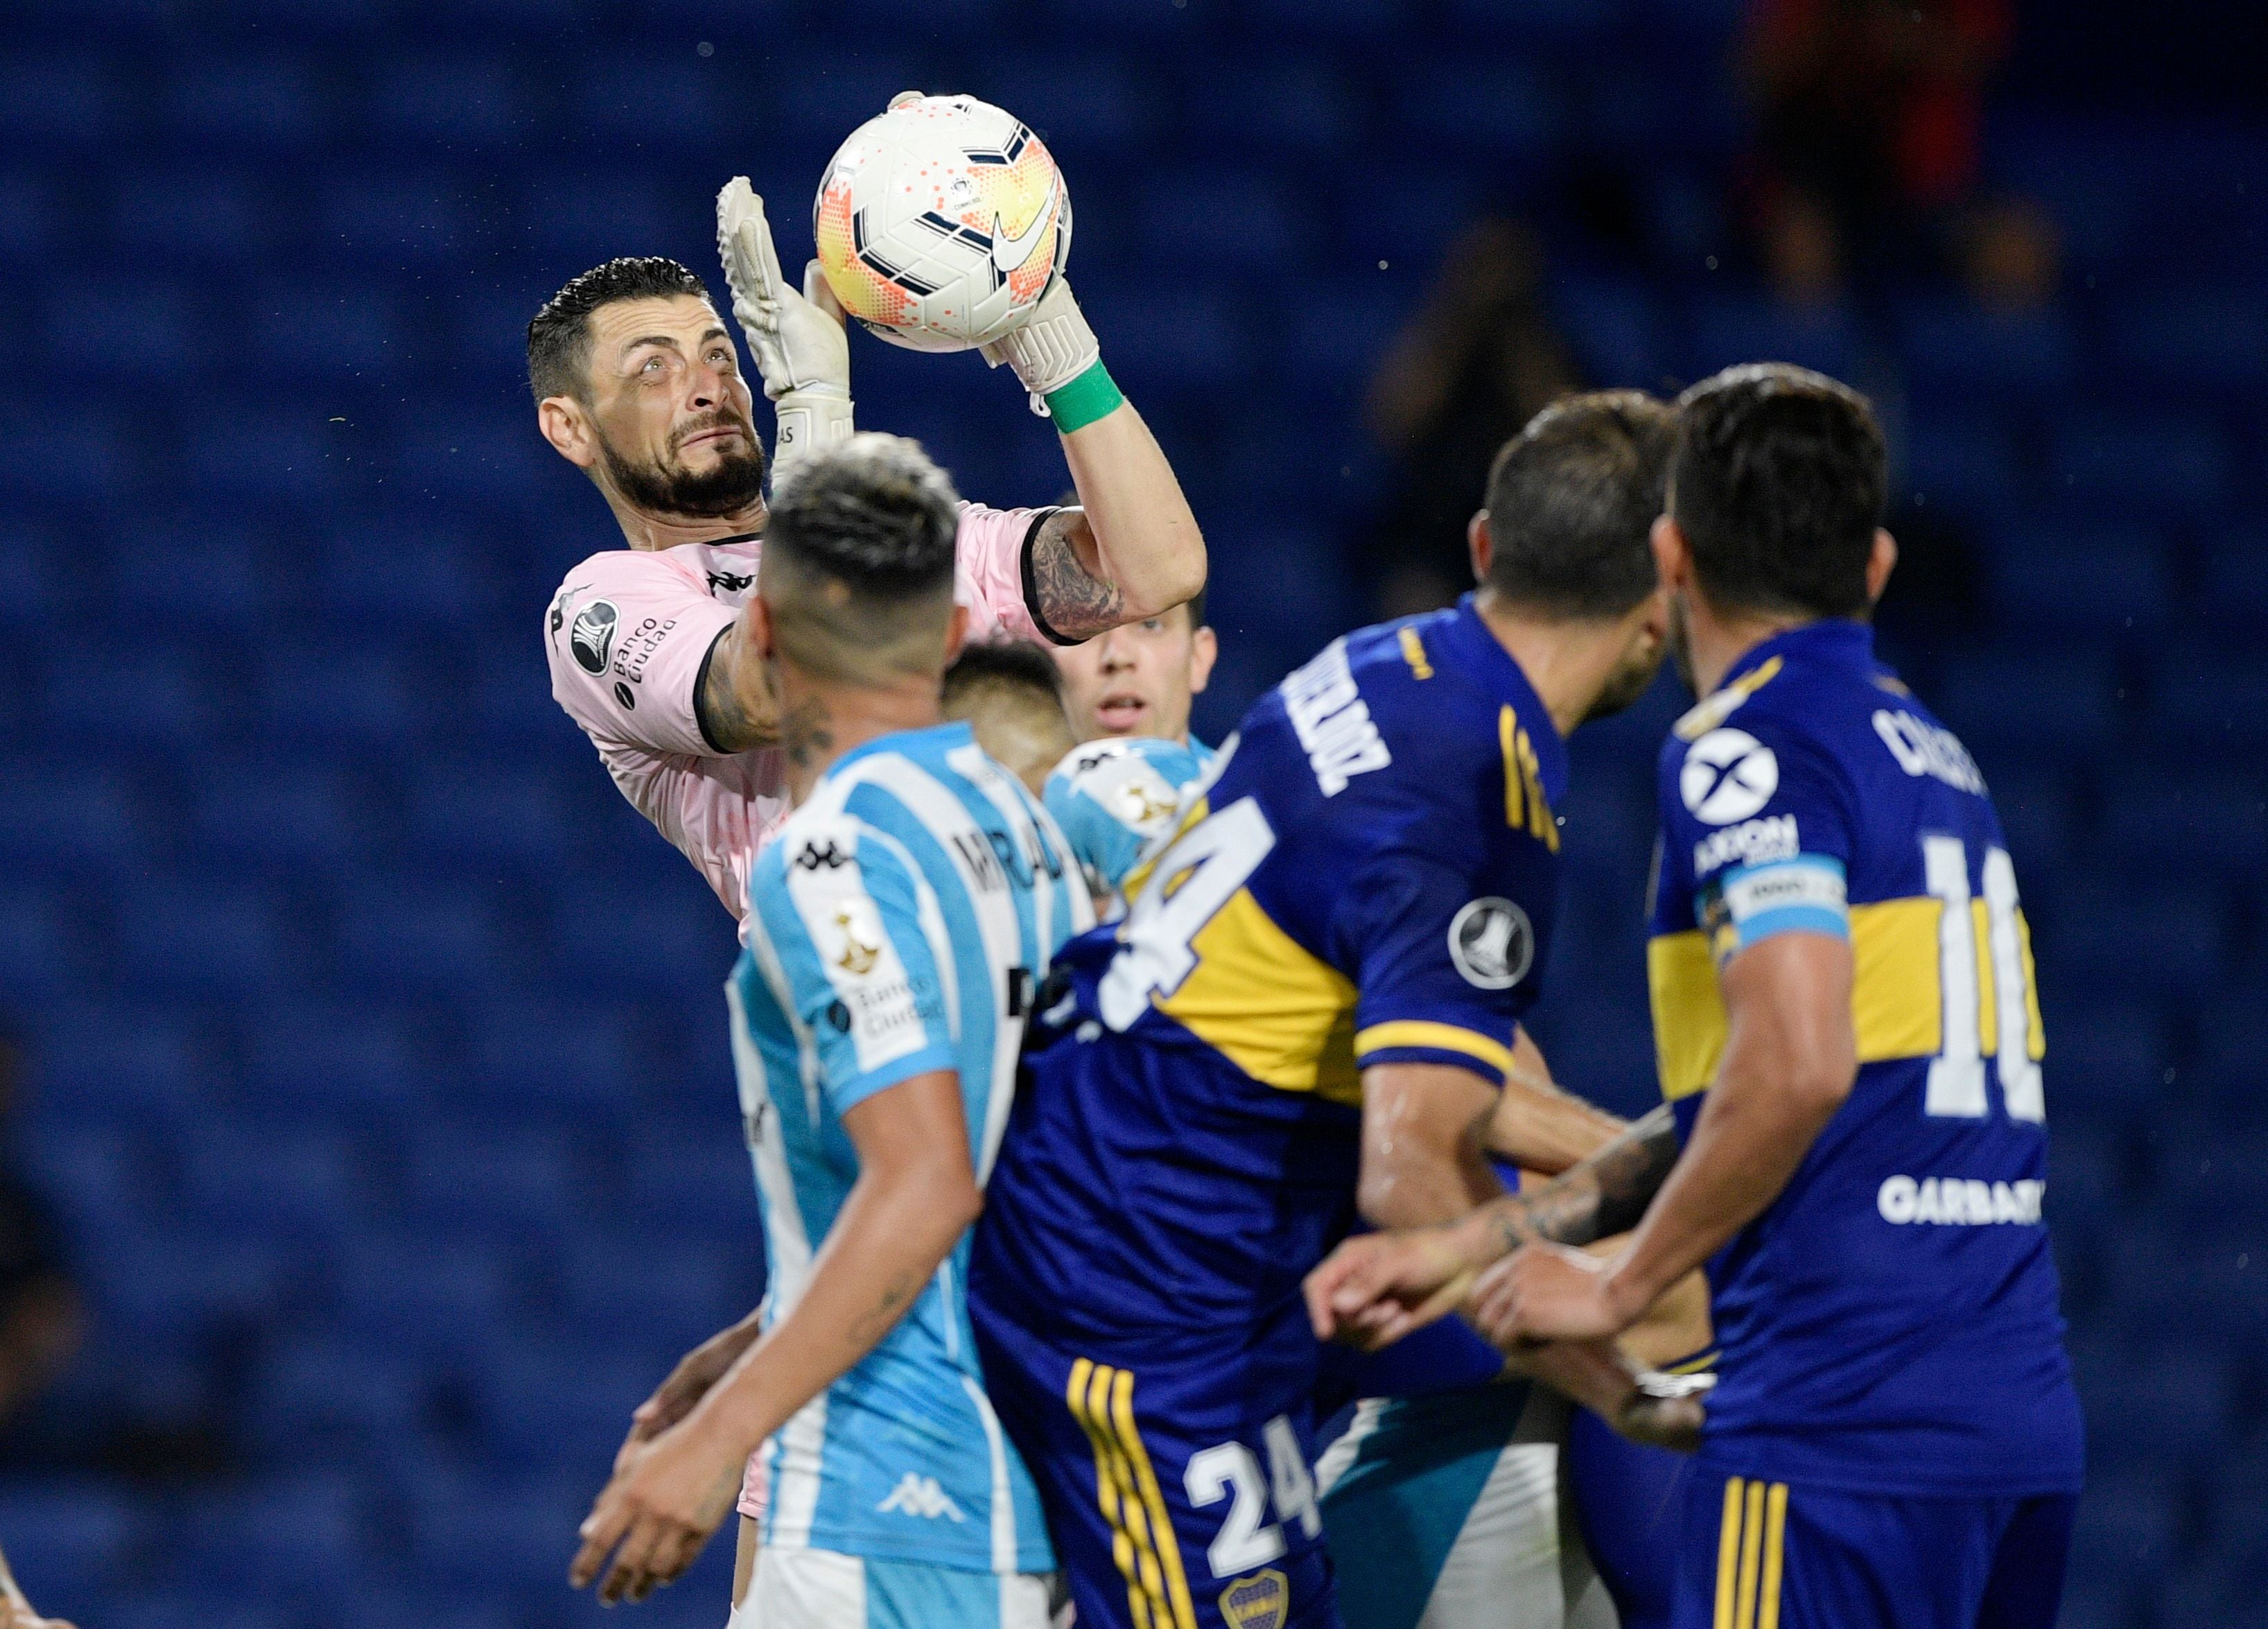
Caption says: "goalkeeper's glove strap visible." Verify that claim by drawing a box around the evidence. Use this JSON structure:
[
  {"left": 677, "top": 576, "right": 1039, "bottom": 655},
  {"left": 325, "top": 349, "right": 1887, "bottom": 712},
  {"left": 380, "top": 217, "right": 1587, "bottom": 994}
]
[{"left": 1042, "top": 361, "right": 1125, "bottom": 436}]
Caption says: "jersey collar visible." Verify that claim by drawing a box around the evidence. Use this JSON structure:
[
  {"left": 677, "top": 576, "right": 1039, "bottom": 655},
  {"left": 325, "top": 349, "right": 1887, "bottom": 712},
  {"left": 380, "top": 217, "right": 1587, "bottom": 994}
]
[
  {"left": 1446, "top": 593, "right": 1571, "bottom": 807},
  {"left": 825, "top": 719, "right": 975, "bottom": 781},
  {"left": 1718, "top": 617, "right": 1876, "bottom": 692}
]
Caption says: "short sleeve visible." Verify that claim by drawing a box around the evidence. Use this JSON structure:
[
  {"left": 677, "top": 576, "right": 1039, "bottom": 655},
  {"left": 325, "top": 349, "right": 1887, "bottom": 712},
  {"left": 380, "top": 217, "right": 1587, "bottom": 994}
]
[
  {"left": 1662, "top": 717, "right": 1857, "bottom": 965},
  {"left": 1043, "top": 738, "right": 1197, "bottom": 898},
  {"left": 953, "top": 501, "right": 1058, "bottom": 646},
  {"left": 1333, "top": 844, "right": 1530, "bottom": 1088},
  {"left": 751, "top": 815, "right": 954, "bottom": 1115},
  {"left": 546, "top": 550, "right": 736, "bottom": 758}
]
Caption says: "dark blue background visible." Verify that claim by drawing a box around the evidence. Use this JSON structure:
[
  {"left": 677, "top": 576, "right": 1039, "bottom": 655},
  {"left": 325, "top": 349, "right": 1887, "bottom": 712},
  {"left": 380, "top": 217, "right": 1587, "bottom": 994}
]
[{"left": 0, "top": 1, "right": 2260, "bottom": 1626}]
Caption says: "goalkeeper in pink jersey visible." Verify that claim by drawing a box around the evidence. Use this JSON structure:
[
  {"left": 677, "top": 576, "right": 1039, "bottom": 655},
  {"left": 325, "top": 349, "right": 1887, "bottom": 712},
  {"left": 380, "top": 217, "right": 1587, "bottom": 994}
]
[{"left": 530, "top": 180, "right": 1205, "bottom": 922}]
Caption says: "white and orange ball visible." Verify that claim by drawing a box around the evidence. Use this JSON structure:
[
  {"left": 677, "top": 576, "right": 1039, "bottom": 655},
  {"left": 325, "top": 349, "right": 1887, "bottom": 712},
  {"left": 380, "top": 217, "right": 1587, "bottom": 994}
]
[{"left": 813, "top": 93, "right": 1069, "bottom": 354}]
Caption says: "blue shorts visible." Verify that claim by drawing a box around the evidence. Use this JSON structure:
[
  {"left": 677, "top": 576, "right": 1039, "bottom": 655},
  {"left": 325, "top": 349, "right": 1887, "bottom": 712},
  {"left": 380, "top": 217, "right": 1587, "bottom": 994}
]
[
  {"left": 1673, "top": 1465, "right": 2075, "bottom": 1629},
  {"left": 1565, "top": 1404, "right": 1689, "bottom": 1629},
  {"left": 968, "top": 1307, "right": 1340, "bottom": 1629}
]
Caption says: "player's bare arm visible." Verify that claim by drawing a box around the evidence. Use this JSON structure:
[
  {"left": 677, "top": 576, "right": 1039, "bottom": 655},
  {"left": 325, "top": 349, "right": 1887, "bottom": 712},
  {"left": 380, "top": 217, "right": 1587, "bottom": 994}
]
[
  {"left": 1467, "top": 930, "right": 1857, "bottom": 1347},
  {"left": 1485, "top": 1027, "right": 1628, "bottom": 1176},
  {"left": 1302, "top": 1104, "right": 1680, "bottom": 1349},
  {"left": 571, "top": 1067, "right": 981, "bottom": 1605},
  {"left": 695, "top": 621, "right": 781, "bottom": 754},
  {"left": 1032, "top": 401, "right": 1207, "bottom": 641},
  {"left": 611, "top": 1310, "right": 765, "bottom": 1472},
  {"left": 1357, "top": 1061, "right": 1506, "bottom": 1228}
]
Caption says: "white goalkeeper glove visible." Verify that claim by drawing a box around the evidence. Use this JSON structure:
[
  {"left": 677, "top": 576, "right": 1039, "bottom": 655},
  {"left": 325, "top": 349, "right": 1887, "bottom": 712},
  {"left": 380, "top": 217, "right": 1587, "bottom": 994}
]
[
  {"left": 716, "top": 177, "right": 853, "bottom": 469},
  {"left": 978, "top": 191, "right": 1110, "bottom": 419}
]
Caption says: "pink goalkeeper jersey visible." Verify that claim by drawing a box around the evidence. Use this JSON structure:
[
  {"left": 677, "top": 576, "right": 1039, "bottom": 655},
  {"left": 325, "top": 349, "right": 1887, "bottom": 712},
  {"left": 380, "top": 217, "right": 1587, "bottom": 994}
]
[{"left": 545, "top": 502, "right": 1058, "bottom": 927}]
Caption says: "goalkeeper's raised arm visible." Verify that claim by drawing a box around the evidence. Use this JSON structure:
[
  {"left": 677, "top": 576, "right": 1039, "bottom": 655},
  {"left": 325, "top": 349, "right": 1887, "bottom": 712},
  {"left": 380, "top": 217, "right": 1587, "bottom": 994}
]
[
  {"left": 978, "top": 272, "right": 1207, "bottom": 643},
  {"left": 717, "top": 176, "right": 1205, "bottom": 652}
]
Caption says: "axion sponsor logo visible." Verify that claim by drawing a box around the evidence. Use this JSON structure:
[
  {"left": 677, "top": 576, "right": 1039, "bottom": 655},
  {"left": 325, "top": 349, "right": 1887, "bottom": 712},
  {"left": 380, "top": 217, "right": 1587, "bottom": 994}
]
[
  {"left": 1876, "top": 1174, "right": 2044, "bottom": 1226},
  {"left": 1694, "top": 814, "right": 1799, "bottom": 876}
]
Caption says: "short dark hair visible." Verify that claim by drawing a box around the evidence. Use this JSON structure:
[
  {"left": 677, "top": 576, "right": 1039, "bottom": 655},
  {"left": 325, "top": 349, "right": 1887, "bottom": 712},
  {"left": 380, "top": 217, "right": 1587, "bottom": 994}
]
[
  {"left": 1183, "top": 585, "right": 1207, "bottom": 630},
  {"left": 942, "top": 639, "right": 1067, "bottom": 713},
  {"left": 527, "top": 256, "right": 712, "bottom": 404},
  {"left": 1671, "top": 363, "right": 1887, "bottom": 620},
  {"left": 1483, "top": 390, "right": 1674, "bottom": 619},
  {"left": 767, "top": 433, "right": 960, "bottom": 600}
]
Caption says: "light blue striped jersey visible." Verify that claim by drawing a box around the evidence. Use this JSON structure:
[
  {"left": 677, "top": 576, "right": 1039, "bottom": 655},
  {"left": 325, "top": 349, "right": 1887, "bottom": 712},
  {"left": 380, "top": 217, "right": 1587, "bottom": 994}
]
[
  {"left": 1041, "top": 734, "right": 1210, "bottom": 907},
  {"left": 728, "top": 721, "right": 1092, "bottom": 1574}
]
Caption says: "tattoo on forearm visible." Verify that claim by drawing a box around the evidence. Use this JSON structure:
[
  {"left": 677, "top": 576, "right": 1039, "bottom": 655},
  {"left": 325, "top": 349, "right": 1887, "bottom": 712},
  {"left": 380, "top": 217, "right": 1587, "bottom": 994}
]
[
  {"left": 1492, "top": 1106, "right": 1682, "bottom": 1251},
  {"left": 1030, "top": 519, "right": 1126, "bottom": 641},
  {"left": 778, "top": 697, "right": 833, "bottom": 771},
  {"left": 848, "top": 1270, "right": 921, "bottom": 1348}
]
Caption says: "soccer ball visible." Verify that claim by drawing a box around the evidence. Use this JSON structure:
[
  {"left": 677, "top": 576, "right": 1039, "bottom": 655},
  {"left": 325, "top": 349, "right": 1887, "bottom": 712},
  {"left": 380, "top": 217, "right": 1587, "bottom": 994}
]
[{"left": 813, "top": 93, "right": 1069, "bottom": 354}]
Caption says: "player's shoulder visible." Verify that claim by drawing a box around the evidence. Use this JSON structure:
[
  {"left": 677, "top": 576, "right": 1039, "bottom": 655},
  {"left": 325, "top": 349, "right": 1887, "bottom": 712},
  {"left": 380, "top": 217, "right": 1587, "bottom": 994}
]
[
  {"left": 1048, "top": 733, "right": 1202, "bottom": 791},
  {"left": 750, "top": 779, "right": 917, "bottom": 921}
]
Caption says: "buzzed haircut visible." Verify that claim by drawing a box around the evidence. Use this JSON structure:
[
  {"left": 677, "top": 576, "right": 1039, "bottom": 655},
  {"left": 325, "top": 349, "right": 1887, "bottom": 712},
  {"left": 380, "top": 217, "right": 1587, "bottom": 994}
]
[
  {"left": 527, "top": 256, "right": 712, "bottom": 404},
  {"left": 942, "top": 639, "right": 1069, "bottom": 715},
  {"left": 762, "top": 433, "right": 962, "bottom": 683},
  {"left": 1483, "top": 390, "right": 1674, "bottom": 620},
  {"left": 1671, "top": 363, "right": 1887, "bottom": 620},
  {"left": 942, "top": 641, "right": 1077, "bottom": 794}
]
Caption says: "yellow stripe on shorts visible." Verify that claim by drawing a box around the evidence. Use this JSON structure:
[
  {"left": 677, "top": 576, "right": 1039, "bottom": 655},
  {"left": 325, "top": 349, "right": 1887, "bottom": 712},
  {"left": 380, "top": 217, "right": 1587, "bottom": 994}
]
[
  {"left": 1714, "top": 1476, "right": 1790, "bottom": 1629},
  {"left": 1066, "top": 1359, "right": 1198, "bottom": 1629}
]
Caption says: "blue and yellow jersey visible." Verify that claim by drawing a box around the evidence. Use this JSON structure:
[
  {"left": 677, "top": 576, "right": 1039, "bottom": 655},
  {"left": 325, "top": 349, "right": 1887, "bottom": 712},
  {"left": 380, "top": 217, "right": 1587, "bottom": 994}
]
[
  {"left": 1649, "top": 619, "right": 2082, "bottom": 1497},
  {"left": 1043, "top": 735, "right": 1208, "bottom": 909},
  {"left": 979, "top": 596, "right": 1570, "bottom": 1336}
]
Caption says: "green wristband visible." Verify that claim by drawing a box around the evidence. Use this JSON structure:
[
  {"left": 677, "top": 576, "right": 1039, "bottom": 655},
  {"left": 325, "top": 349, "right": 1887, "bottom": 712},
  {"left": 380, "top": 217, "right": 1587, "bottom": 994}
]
[{"left": 1042, "top": 360, "right": 1125, "bottom": 435}]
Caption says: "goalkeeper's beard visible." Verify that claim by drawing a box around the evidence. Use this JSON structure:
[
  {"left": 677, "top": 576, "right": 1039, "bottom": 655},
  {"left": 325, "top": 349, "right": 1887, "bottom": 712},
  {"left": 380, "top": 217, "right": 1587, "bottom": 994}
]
[{"left": 598, "top": 415, "right": 767, "bottom": 520}]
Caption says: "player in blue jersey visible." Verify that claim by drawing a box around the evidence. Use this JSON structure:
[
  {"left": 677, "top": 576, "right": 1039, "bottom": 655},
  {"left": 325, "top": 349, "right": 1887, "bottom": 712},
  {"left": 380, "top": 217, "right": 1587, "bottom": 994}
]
[
  {"left": 969, "top": 393, "right": 1700, "bottom": 1629},
  {"left": 570, "top": 435, "right": 1092, "bottom": 1628},
  {"left": 1313, "top": 365, "right": 2082, "bottom": 1629}
]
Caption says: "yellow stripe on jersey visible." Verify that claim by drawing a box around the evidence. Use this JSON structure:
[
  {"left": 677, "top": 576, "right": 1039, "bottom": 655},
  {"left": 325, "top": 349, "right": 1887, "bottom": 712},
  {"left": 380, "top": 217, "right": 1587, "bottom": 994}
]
[
  {"left": 1648, "top": 896, "right": 2044, "bottom": 1099},
  {"left": 1674, "top": 656, "right": 1785, "bottom": 742},
  {"left": 1398, "top": 625, "right": 1434, "bottom": 681},
  {"left": 1498, "top": 706, "right": 1560, "bottom": 851},
  {"left": 1067, "top": 1360, "right": 1197, "bottom": 1629},
  {"left": 1713, "top": 1477, "right": 1790, "bottom": 1629},
  {"left": 1354, "top": 1021, "right": 1515, "bottom": 1083},
  {"left": 1155, "top": 887, "right": 1363, "bottom": 1104}
]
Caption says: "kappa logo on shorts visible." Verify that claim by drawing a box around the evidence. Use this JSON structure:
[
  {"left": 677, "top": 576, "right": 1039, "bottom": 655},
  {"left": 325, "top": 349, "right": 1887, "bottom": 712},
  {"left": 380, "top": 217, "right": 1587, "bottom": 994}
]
[
  {"left": 1449, "top": 897, "right": 1533, "bottom": 990},
  {"left": 1219, "top": 1569, "right": 1289, "bottom": 1629},
  {"left": 570, "top": 600, "right": 619, "bottom": 675},
  {"left": 1680, "top": 727, "right": 1780, "bottom": 826}
]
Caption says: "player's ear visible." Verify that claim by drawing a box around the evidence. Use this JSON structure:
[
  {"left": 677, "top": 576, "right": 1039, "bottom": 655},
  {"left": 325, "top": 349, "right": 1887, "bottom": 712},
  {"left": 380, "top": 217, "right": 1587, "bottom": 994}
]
[
  {"left": 1865, "top": 528, "right": 1898, "bottom": 607},
  {"left": 537, "top": 395, "right": 600, "bottom": 470},
  {"left": 1467, "top": 511, "right": 1494, "bottom": 584},
  {"left": 1187, "top": 624, "right": 1218, "bottom": 697},
  {"left": 1649, "top": 514, "right": 1689, "bottom": 590},
  {"left": 941, "top": 602, "right": 970, "bottom": 667}
]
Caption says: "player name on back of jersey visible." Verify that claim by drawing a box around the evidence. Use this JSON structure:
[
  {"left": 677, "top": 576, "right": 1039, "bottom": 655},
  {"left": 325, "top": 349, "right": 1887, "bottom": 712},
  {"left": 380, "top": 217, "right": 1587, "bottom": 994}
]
[{"left": 1282, "top": 638, "right": 1391, "bottom": 796}]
